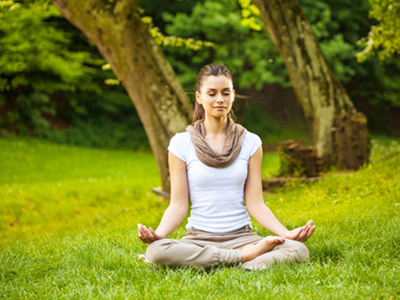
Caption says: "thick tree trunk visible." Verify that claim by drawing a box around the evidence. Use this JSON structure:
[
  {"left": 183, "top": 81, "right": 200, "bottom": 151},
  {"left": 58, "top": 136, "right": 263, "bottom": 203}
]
[
  {"left": 50, "top": 0, "right": 193, "bottom": 192},
  {"left": 253, "top": 0, "right": 370, "bottom": 167}
]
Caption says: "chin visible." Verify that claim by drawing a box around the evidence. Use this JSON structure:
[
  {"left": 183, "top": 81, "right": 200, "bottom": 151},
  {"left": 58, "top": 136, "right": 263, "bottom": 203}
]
[{"left": 211, "top": 114, "right": 229, "bottom": 119}]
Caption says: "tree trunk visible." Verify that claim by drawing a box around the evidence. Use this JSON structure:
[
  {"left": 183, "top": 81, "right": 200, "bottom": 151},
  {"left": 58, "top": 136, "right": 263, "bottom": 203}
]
[
  {"left": 253, "top": 0, "right": 370, "bottom": 167},
  {"left": 50, "top": 0, "right": 193, "bottom": 192},
  {"left": 333, "top": 112, "right": 370, "bottom": 169}
]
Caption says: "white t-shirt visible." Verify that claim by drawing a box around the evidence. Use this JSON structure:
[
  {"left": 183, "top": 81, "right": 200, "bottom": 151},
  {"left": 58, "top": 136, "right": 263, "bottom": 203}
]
[{"left": 168, "top": 130, "right": 262, "bottom": 233}]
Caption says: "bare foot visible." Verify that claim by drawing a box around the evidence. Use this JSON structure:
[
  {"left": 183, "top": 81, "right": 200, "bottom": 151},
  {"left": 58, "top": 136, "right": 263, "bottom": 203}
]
[{"left": 241, "top": 236, "right": 285, "bottom": 263}]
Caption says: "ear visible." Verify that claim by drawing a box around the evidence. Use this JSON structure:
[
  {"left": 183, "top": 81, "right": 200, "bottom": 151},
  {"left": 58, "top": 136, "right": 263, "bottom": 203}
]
[
  {"left": 232, "top": 89, "right": 236, "bottom": 101},
  {"left": 195, "top": 91, "right": 202, "bottom": 105}
]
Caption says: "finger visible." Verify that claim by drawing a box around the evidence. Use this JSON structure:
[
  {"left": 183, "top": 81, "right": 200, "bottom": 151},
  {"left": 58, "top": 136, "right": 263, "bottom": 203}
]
[
  {"left": 137, "top": 224, "right": 143, "bottom": 237},
  {"left": 138, "top": 224, "right": 144, "bottom": 232},
  {"left": 306, "top": 226, "right": 316, "bottom": 239},
  {"left": 291, "top": 229, "right": 303, "bottom": 241},
  {"left": 297, "top": 226, "right": 312, "bottom": 241},
  {"left": 297, "top": 230, "right": 307, "bottom": 242},
  {"left": 302, "top": 225, "right": 315, "bottom": 241},
  {"left": 147, "top": 227, "right": 156, "bottom": 239},
  {"left": 138, "top": 224, "right": 151, "bottom": 240},
  {"left": 305, "top": 220, "right": 313, "bottom": 230},
  {"left": 305, "top": 224, "right": 315, "bottom": 235},
  {"left": 139, "top": 227, "right": 148, "bottom": 239},
  {"left": 302, "top": 220, "right": 312, "bottom": 229}
]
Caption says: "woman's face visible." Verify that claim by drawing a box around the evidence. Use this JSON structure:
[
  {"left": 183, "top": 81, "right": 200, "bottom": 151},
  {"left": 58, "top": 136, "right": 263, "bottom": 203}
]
[{"left": 196, "top": 75, "right": 235, "bottom": 120}]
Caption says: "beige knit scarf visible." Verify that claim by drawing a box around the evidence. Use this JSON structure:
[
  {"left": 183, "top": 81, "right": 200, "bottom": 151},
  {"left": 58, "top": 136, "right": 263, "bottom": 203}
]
[{"left": 186, "top": 118, "right": 247, "bottom": 168}]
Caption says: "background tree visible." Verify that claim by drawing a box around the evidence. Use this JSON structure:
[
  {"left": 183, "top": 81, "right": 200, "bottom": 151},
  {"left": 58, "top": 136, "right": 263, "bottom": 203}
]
[
  {"left": 154, "top": 0, "right": 400, "bottom": 136},
  {"left": 49, "top": 0, "right": 194, "bottom": 192},
  {"left": 2, "top": 0, "right": 400, "bottom": 179},
  {"left": 251, "top": 0, "right": 370, "bottom": 167}
]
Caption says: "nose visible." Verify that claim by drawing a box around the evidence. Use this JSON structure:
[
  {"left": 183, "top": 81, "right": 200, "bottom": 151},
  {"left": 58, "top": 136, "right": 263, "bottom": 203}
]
[{"left": 216, "top": 93, "right": 224, "bottom": 103}]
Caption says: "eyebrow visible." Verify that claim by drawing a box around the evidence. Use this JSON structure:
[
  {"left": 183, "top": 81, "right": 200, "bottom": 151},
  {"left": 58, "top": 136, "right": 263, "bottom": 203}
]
[{"left": 206, "top": 87, "right": 232, "bottom": 91}]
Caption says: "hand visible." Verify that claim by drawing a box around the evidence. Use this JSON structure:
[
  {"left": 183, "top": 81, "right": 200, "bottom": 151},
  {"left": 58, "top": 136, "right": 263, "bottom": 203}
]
[
  {"left": 138, "top": 223, "right": 162, "bottom": 244},
  {"left": 283, "top": 220, "right": 315, "bottom": 242}
]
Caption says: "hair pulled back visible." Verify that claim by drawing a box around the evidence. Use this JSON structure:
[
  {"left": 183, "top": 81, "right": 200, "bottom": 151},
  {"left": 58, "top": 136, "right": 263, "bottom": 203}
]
[{"left": 193, "top": 64, "right": 233, "bottom": 123}]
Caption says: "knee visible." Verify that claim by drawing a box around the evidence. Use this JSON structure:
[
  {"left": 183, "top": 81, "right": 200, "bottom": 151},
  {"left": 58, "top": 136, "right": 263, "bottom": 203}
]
[
  {"left": 280, "top": 240, "right": 309, "bottom": 262},
  {"left": 289, "top": 240, "right": 309, "bottom": 261},
  {"left": 145, "top": 239, "right": 171, "bottom": 264}
]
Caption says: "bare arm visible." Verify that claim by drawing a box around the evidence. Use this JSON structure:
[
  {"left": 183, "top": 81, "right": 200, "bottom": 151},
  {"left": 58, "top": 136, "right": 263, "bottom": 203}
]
[
  {"left": 244, "top": 146, "right": 315, "bottom": 241},
  {"left": 138, "top": 151, "right": 189, "bottom": 243}
]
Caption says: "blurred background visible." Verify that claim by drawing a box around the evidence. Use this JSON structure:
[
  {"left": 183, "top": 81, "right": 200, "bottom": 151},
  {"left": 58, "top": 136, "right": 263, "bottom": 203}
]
[{"left": 1, "top": 0, "right": 399, "bottom": 151}]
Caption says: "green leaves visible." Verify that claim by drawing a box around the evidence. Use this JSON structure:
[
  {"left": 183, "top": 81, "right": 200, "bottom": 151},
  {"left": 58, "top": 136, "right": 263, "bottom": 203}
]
[
  {"left": 161, "top": 0, "right": 285, "bottom": 91},
  {"left": 0, "top": 0, "right": 99, "bottom": 93},
  {"left": 358, "top": 0, "right": 400, "bottom": 61},
  {"left": 141, "top": 15, "right": 215, "bottom": 51},
  {"left": 238, "top": 0, "right": 262, "bottom": 31},
  {"left": 14, "top": 92, "right": 55, "bottom": 135}
]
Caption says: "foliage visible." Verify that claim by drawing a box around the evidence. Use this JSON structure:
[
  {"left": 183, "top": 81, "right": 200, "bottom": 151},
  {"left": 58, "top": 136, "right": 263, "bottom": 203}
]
[
  {"left": 14, "top": 92, "right": 56, "bottom": 135},
  {"left": 0, "top": 0, "right": 99, "bottom": 94},
  {"left": 1, "top": 0, "right": 400, "bottom": 146},
  {"left": 300, "top": 0, "right": 361, "bottom": 83},
  {"left": 241, "top": 102, "right": 282, "bottom": 141},
  {"left": 141, "top": 16, "right": 215, "bottom": 51},
  {"left": 157, "top": 0, "right": 362, "bottom": 95},
  {"left": 156, "top": 0, "right": 400, "bottom": 126},
  {"left": 44, "top": 114, "right": 150, "bottom": 151},
  {"left": 301, "top": 0, "right": 400, "bottom": 114},
  {"left": 39, "top": 85, "right": 150, "bottom": 150},
  {"left": 0, "top": 0, "right": 149, "bottom": 148},
  {"left": 238, "top": 0, "right": 263, "bottom": 31},
  {"left": 0, "top": 0, "right": 101, "bottom": 136},
  {"left": 357, "top": 0, "right": 400, "bottom": 61},
  {"left": 241, "top": 102, "right": 311, "bottom": 146},
  {"left": 0, "top": 137, "right": 399, "bottom": 298},
  {"left": 161, "top": 0, "right": 287, "bottom": 92}
]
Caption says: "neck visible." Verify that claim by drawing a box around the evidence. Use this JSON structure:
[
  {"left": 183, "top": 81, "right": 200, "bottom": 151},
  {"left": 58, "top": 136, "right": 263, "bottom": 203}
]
[{"left": 203, "top": 115, "right": 229, "bottom": 137}]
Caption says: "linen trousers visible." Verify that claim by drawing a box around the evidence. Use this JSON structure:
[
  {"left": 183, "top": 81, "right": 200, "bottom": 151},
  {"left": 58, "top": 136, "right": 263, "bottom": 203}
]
[{"left": 145, "top": 225, "right": 309, "bottom": 271}]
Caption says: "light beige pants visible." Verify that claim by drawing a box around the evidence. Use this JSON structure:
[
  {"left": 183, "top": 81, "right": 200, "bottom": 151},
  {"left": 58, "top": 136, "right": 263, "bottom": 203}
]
[{"left": 145, "top": 226, "right": 309, "bottom": 271}]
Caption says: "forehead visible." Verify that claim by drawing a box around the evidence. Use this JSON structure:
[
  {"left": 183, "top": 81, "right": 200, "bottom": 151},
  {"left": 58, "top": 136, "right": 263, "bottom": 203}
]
[{"left": 201, "top": 75, "right": 233, "bottom": 90}]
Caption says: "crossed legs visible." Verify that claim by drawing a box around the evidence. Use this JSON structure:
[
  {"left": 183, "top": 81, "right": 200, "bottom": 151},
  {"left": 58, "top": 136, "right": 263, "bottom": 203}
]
[{"left": 145, "top": 227, "right": 309, "bottom": 271}]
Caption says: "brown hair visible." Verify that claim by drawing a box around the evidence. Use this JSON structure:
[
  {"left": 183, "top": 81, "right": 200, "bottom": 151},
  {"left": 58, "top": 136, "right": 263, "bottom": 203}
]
[{"left": 193, "top": 64, "right": 234, "bottom": 123}]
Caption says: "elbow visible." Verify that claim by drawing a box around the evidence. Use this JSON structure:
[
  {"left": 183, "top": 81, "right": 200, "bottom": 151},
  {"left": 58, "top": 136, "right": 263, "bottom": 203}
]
[
  {"left": 247, "top": 207, "right": 257, "bottom": 219},
  {"left": 246, "top": 201, "right": 267, "bottom": 218},
  {"left": 169, "top": 201, "right": 188, "bottom": 216}
]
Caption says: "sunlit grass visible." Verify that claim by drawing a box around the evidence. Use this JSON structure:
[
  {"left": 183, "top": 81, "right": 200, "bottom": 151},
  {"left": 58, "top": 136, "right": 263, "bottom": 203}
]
[
  {"left": 0, "top": 136, "right": 161, "bottom": 240},
  {"left": 1, "top": 136, "right": 400, "bottom": 299}
]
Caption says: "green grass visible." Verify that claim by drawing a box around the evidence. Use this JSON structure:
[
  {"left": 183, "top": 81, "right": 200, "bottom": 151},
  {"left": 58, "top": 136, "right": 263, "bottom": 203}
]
[{"left": 1, "top": 136, "right": 400, "bottom": 299}]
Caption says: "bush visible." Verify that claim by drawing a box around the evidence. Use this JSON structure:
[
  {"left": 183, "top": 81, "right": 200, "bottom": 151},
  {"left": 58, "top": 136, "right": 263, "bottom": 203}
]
[
  {"left": 44, "top": 114, "right": 150, "bottom": 151},
  {"left": 241, "top": 101, "right": 283, "bottom": 142}
]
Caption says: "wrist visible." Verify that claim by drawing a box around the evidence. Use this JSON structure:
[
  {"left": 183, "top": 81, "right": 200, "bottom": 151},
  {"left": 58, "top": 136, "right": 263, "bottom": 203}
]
[
  {"left": 278, "top": 229, "right": 291, "bottom": 238},
  {"left": 155, "top": 230, "right": 167, "bottom": 239}
]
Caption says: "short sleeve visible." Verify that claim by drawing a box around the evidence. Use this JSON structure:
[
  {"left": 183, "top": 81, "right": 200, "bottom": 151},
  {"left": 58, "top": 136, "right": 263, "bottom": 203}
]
[
  {"left": 246, "top": 131, "right": 262, "bottom": 157},
  {"left": 167, "top": 132, "right": 190, "bottom": 163}
]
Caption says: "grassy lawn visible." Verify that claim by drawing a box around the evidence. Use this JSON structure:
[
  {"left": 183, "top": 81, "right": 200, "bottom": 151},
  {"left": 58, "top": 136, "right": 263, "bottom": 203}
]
[{"left": 1, "top": 136, "right": 399, "bottom": 299}]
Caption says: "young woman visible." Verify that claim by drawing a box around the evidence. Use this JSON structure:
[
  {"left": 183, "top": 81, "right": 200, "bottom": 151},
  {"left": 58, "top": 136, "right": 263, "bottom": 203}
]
[{"left": 138, "top": 64, "right": 315, "bottom": 271}]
